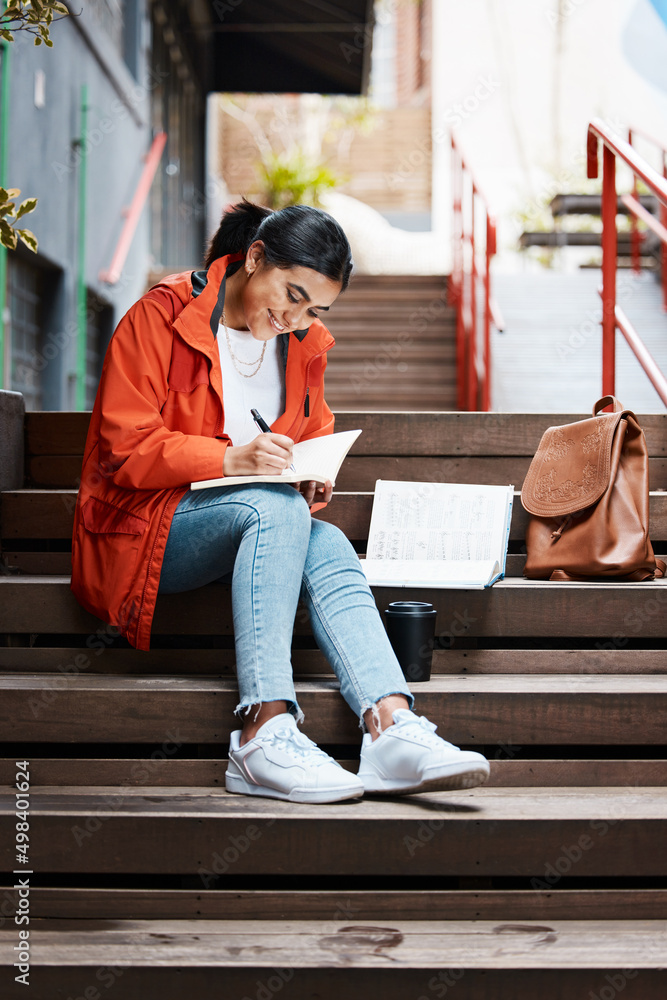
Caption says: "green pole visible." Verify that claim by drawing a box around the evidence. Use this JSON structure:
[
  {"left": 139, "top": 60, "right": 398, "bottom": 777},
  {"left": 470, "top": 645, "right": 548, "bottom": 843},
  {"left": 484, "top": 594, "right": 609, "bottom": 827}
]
[
  {"left": 0, "top": 27, "right": 11, "bottom": 390},
  {"left": 75, "top": 83, "right": 88, "bottom": 410}
]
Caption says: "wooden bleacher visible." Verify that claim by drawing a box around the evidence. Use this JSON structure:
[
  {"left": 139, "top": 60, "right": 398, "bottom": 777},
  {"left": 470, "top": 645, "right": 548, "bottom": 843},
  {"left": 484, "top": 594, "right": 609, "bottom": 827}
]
[{"left": 1, "top": 401, "right": 666, "bottom": 997}]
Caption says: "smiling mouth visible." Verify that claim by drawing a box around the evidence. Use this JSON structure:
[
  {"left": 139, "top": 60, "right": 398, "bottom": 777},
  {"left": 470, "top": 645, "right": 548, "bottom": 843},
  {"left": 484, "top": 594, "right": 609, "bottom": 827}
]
[{"left": 268, "top": 309, "right": 287, "bottom": 333}]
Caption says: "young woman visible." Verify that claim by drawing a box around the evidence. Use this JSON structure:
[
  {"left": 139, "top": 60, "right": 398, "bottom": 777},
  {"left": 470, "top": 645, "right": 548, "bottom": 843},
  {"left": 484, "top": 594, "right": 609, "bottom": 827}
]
[{"left": 71, "top": 199, "right": 490, "bottom": 804}]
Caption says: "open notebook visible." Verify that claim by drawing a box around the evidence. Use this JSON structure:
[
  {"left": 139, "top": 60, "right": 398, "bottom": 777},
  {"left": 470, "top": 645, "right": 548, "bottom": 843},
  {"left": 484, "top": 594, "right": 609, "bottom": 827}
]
[
  {"left": 360, "top": 480, "right": 514, "bottom": 589},
  {"left": 191, "top": 428, "right": 362, "bottom": 490}
]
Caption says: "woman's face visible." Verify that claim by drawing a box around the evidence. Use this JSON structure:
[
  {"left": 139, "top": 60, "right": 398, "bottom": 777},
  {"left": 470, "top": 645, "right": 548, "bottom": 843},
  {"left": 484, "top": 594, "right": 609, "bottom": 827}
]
[{"left": 241, "top": 242, "right": 343, "bottom": 341}]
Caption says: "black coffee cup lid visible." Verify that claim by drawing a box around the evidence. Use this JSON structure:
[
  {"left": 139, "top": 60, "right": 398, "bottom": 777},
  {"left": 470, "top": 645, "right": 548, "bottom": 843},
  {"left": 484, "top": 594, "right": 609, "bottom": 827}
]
[{"left": 385, "top": 601, "right": 436, "bottom": 615}]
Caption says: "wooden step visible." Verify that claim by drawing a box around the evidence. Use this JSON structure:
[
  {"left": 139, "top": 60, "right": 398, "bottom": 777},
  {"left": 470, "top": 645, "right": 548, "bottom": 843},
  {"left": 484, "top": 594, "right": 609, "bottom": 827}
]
[
  {"left": 2, "top": 886, "right": 667, "bottom": 920},
  {"left": 1, "top": 785, "right": 666, "bottom": 876},
  {"left": 2, "top": 673, "right": 666, "bottom": 744},
  {"left": 3, "top": 546, "right": 662, "bottom": 578},
  {"left": 3, "top": 917, "right": 664, "bottom": 999},
  {"left": 325, "top": 364, "right": 455, "bottom": 382},
  {"left": 346, "top": 275, "right": 450, "bottom": 290},
  {"left": 325, "top": 346, "right": 456, "bottom": 362},
  {"left": 334, "top": 455, "right": 667, "bottom": 490},
  {"left": 318, "top": 388, "right": 456, "bottom": 408},
  {"left": 327, "top": 299, "right": 452, "bottom": 313},
  {"left": 20, "top": 409, "right": 667, "bottom": 488},
  {"left": 1, "top": 647, "right": 666, "bottom": 676},
  {"left": 1, "top": 758, "right": 666, "bottom": 788},
  {"left": 22, "top": 410, "right": 667, "bottom": 458},
  {"left": 21, "top": 451, "right": 667, "bottom": 489},
  {"left": 1, "top": 576, "right": 665, "bottom": 639},
  {"left": 5, "top": 490, "right": 667, "bottom": 544},
  {"left": 0, "top": 917, "right": 666, "bottom": 999}
]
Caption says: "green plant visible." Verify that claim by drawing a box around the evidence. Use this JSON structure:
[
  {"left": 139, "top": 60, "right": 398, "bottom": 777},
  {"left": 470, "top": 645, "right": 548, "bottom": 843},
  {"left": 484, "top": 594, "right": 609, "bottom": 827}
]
[
  {"left": 257, "top": 150, "right": 341, "bottom": 210},
  {"left": 0, "top": 0, "right": 69, "bottom": 251},
  {"left": 0, "top": 187, "right": 37, "bottom": 251},
  {"left": 0, "top": 0, "right": 69, "bottom": 46}
]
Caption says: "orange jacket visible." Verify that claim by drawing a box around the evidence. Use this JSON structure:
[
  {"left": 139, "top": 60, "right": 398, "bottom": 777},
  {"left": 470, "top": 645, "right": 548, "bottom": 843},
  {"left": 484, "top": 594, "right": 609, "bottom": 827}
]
[{"left": 70, "top": 251, "right": 336, "bottom": 651}]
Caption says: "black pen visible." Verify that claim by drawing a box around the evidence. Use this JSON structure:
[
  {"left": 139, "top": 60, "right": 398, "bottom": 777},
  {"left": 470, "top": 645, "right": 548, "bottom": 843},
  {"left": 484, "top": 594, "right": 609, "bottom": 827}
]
[{"left": 251, "top": 408, "right": 296, "bottom": 473}]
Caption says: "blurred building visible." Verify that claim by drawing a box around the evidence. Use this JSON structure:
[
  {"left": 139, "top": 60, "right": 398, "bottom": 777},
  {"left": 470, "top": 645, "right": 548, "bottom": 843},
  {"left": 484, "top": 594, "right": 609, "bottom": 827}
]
[
  {"left": 0, "top": 0, "right": 373, "bottom": 410},
  {"left": 213, "top": 0, "right": 435, "bottom": 239}
]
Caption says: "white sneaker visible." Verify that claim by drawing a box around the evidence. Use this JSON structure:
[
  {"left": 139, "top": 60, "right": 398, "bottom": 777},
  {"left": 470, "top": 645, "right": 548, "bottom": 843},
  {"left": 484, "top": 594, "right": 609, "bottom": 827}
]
[
  {"left": 358, "top": 708, "right": 490, "bottom": 795},
  {"left": 225, "top": 713, "right": 365, "bottom": 804}
]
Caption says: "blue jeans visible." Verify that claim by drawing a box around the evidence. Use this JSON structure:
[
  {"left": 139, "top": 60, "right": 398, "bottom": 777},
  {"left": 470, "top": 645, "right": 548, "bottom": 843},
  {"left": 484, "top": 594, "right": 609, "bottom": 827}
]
[{"left": 158, "top": 482, "right": 414, "bottom": 733}]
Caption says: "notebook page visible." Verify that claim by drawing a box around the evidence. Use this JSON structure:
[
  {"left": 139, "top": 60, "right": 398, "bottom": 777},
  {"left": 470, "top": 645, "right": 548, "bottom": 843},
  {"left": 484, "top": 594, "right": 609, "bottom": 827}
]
[
  {"left": 367, "top": 481, "right": 513, "bottom": 566},
  {"left": 360, "top": 558, "right": 501, "bottom": 589},
  {"left": 290, "top": 429, "right": 362, "bottom": 481}
]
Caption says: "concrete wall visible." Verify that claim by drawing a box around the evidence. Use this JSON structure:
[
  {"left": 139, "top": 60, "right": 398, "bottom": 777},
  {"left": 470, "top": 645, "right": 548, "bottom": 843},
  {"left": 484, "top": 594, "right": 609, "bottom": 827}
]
[{"left": 5, "top": 1, "right": 153, "bottom": 408}]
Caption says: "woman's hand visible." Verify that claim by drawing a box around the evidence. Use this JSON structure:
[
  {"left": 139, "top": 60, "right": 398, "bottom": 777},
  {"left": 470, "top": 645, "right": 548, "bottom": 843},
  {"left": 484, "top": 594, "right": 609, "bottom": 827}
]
[
  {"left": 223, "top": 433, "right": 294, "bottom": 477},
  {"left": 293, "top": 479, "right": 333, "bottom": 507}
]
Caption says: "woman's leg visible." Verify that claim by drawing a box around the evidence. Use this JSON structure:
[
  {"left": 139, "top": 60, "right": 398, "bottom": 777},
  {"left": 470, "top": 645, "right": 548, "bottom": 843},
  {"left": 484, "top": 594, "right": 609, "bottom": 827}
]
[
  {"left": 299, "top": 521, "right": 490, "bottom": 794},
  {"left": 299, "top": 518, "right": 415, "bottom": 737},
  {"left": 158, "top": 482, "right": 313, "bottom": 730},
  {"left": 159, "top": 484, "right": 367, "bottom": 804}
]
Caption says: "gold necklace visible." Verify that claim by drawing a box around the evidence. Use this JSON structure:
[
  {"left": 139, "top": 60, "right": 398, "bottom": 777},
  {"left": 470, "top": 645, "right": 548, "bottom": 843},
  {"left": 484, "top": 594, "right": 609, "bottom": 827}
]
[{"left": 222, "top": 310, "right": 267, "bottom": 378}]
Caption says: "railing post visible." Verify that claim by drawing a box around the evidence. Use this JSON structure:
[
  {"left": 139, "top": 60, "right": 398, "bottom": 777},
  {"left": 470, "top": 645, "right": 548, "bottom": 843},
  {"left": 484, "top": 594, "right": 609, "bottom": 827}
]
[
  {"left": 628, "top": 130, "right": 642, "bottom": 275},
  {"left": 482, "top": 214, "right": 494, "bottom": 412},
  {"left": 469, "top": 185, "right": 478, "bottom": 410},
  {"left": 451, "top": 134, "right": 499, "bottom": 411},
  {"left": 451, "top": 139, "right": 466, "bottom": 410},
  {"left": 601, "top": 143, "right": 617, "bottom": 398}
]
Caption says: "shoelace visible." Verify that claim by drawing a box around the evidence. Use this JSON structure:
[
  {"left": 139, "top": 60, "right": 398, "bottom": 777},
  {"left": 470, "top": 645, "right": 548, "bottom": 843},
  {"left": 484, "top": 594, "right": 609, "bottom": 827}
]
[
  {"left": 394, "top": 714, "right": 457, "bottom": 750},
  {"left": 260, "top": 727, "right": 333, "bottom": 767}
]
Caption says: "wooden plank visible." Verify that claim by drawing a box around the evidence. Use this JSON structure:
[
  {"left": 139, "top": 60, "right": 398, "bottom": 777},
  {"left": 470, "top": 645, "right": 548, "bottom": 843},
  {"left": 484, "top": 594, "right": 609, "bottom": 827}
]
[
  {"left": 2, "top": 576, "right": 666, "bottom": 639},
  {"left": 24, "top": 410, "right": 667, "bottom": 458},
  {"left": 1, "top": 552, "right": 72, "bottom": 574},
  {"left": 0, "top": 965, "right": 664, "bottom": 1000},
  {"left": 2, "top": 647, "right": 665, "bottom": 677},
  {"left": 1, "top": 673, "right": 666, "bottom": 744},
  {"left": 335, "top": 456, "right": 667, "bottom": 492},
  {"left": 0, "top": 646, "right": 331, "bottom": 675},
  {"left": 1, "top": 887, "right": 665, "bottom": 921},
  {"left": 0, "top": 758, "right": 230, "bottom": 786},
  {"left": 23, "top": 450, "right": 667, "bottom": 489},
  {"left": 25, "top": 411, "right": 87, "bottom": 456},
  {"left": 1, "top": 786, "right": 666, "bottom": 876},
  {"left": 1, "top": 758, "right": 665, "bottom": 788},
  {"left": 336, "top": 411, "right": 667, "bottom": 457},
  {"left": 6, "top": 490, "right": 667, "bottom": 543},
  {"left": 1, "top": 489, "right": 77, "bottom": 537},
  {"left": 1, "top": 917, "right": 666, "bottom": 967},
  {"left": 439, "top": 648, "right": 667, "bottom": 675}
]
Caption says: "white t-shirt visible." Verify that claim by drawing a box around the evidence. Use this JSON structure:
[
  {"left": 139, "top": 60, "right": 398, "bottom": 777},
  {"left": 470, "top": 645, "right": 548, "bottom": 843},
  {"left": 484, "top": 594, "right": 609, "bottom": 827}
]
[{"left": 217, "top": 322, "right": 285, "bottom": 446}]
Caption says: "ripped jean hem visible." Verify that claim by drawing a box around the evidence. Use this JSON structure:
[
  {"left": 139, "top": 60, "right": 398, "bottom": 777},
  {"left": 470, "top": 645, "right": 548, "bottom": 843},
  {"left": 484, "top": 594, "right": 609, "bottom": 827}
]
[
  {"left": 358, "top": 689, "right": 415, "bottom": 736},
  {"left": 233, "top": 697, "right": 305, "bottom": 727}
]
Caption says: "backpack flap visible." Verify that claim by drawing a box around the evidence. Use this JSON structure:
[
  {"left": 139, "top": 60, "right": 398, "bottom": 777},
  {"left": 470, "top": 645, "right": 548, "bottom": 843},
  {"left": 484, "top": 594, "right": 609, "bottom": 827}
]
[{"left": 520, "top": 410, "right": 625, "bottom": 518}]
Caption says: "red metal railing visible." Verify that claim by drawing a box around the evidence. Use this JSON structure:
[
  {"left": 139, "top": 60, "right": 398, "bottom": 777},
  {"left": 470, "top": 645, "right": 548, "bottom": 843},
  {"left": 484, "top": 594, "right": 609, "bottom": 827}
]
[
  {"left": 587, "top": 118, "right": 667, "bottom": 407},
  {"left": 627, "top": 126, "right": 667, "bottom": 308},
  {"left": 99, "top": 131, "right": 167, "bottom": 284},
  {"left": 450, "top": 134, "right": 503, "bottom": 411}
]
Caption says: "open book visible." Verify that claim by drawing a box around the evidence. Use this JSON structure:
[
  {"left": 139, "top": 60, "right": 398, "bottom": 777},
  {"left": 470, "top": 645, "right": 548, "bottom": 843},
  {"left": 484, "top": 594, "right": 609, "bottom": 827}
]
[
  {"left": 191, "top": 428, "right": 362, "bottom": 490},
  {"left": 360, "top": 480, "right": 514, "bottom": 589}
]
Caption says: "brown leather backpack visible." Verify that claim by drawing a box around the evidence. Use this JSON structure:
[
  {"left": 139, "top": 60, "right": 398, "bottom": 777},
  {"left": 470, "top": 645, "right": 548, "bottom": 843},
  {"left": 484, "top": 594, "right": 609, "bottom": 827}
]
[{"left": 521, "top": 396, "right": 665, "bottom": 582}]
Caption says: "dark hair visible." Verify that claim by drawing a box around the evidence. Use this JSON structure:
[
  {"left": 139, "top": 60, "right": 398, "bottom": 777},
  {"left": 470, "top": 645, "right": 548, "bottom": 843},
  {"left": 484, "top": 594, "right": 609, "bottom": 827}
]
[{"left": 204, "top": 197, "right": 353, "bottom": 291}]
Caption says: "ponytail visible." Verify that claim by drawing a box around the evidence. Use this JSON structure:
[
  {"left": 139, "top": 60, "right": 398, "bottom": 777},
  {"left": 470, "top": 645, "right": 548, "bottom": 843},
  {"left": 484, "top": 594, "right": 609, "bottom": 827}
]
[
  {"left": 204, "top": 197, "right": 353, "bottom": 291},
  {"left": 203, "top": 197, "right": 271, "bottom": 268}
]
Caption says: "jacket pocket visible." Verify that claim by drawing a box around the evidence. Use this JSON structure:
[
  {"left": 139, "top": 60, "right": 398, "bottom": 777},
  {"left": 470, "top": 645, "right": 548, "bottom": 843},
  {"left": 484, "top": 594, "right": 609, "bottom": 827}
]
[
  {"left": 167, "top": 334, "right": 210, "bottom": 392},
  {"left": 81, "top": 497, "right": 149, "bottom": 535}
]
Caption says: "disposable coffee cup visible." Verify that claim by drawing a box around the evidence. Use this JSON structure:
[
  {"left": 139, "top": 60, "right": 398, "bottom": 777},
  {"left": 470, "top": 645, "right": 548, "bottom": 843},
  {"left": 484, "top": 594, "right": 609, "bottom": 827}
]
[{"left": 383, "top": 601, "right": 437, "bottom": 682}]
